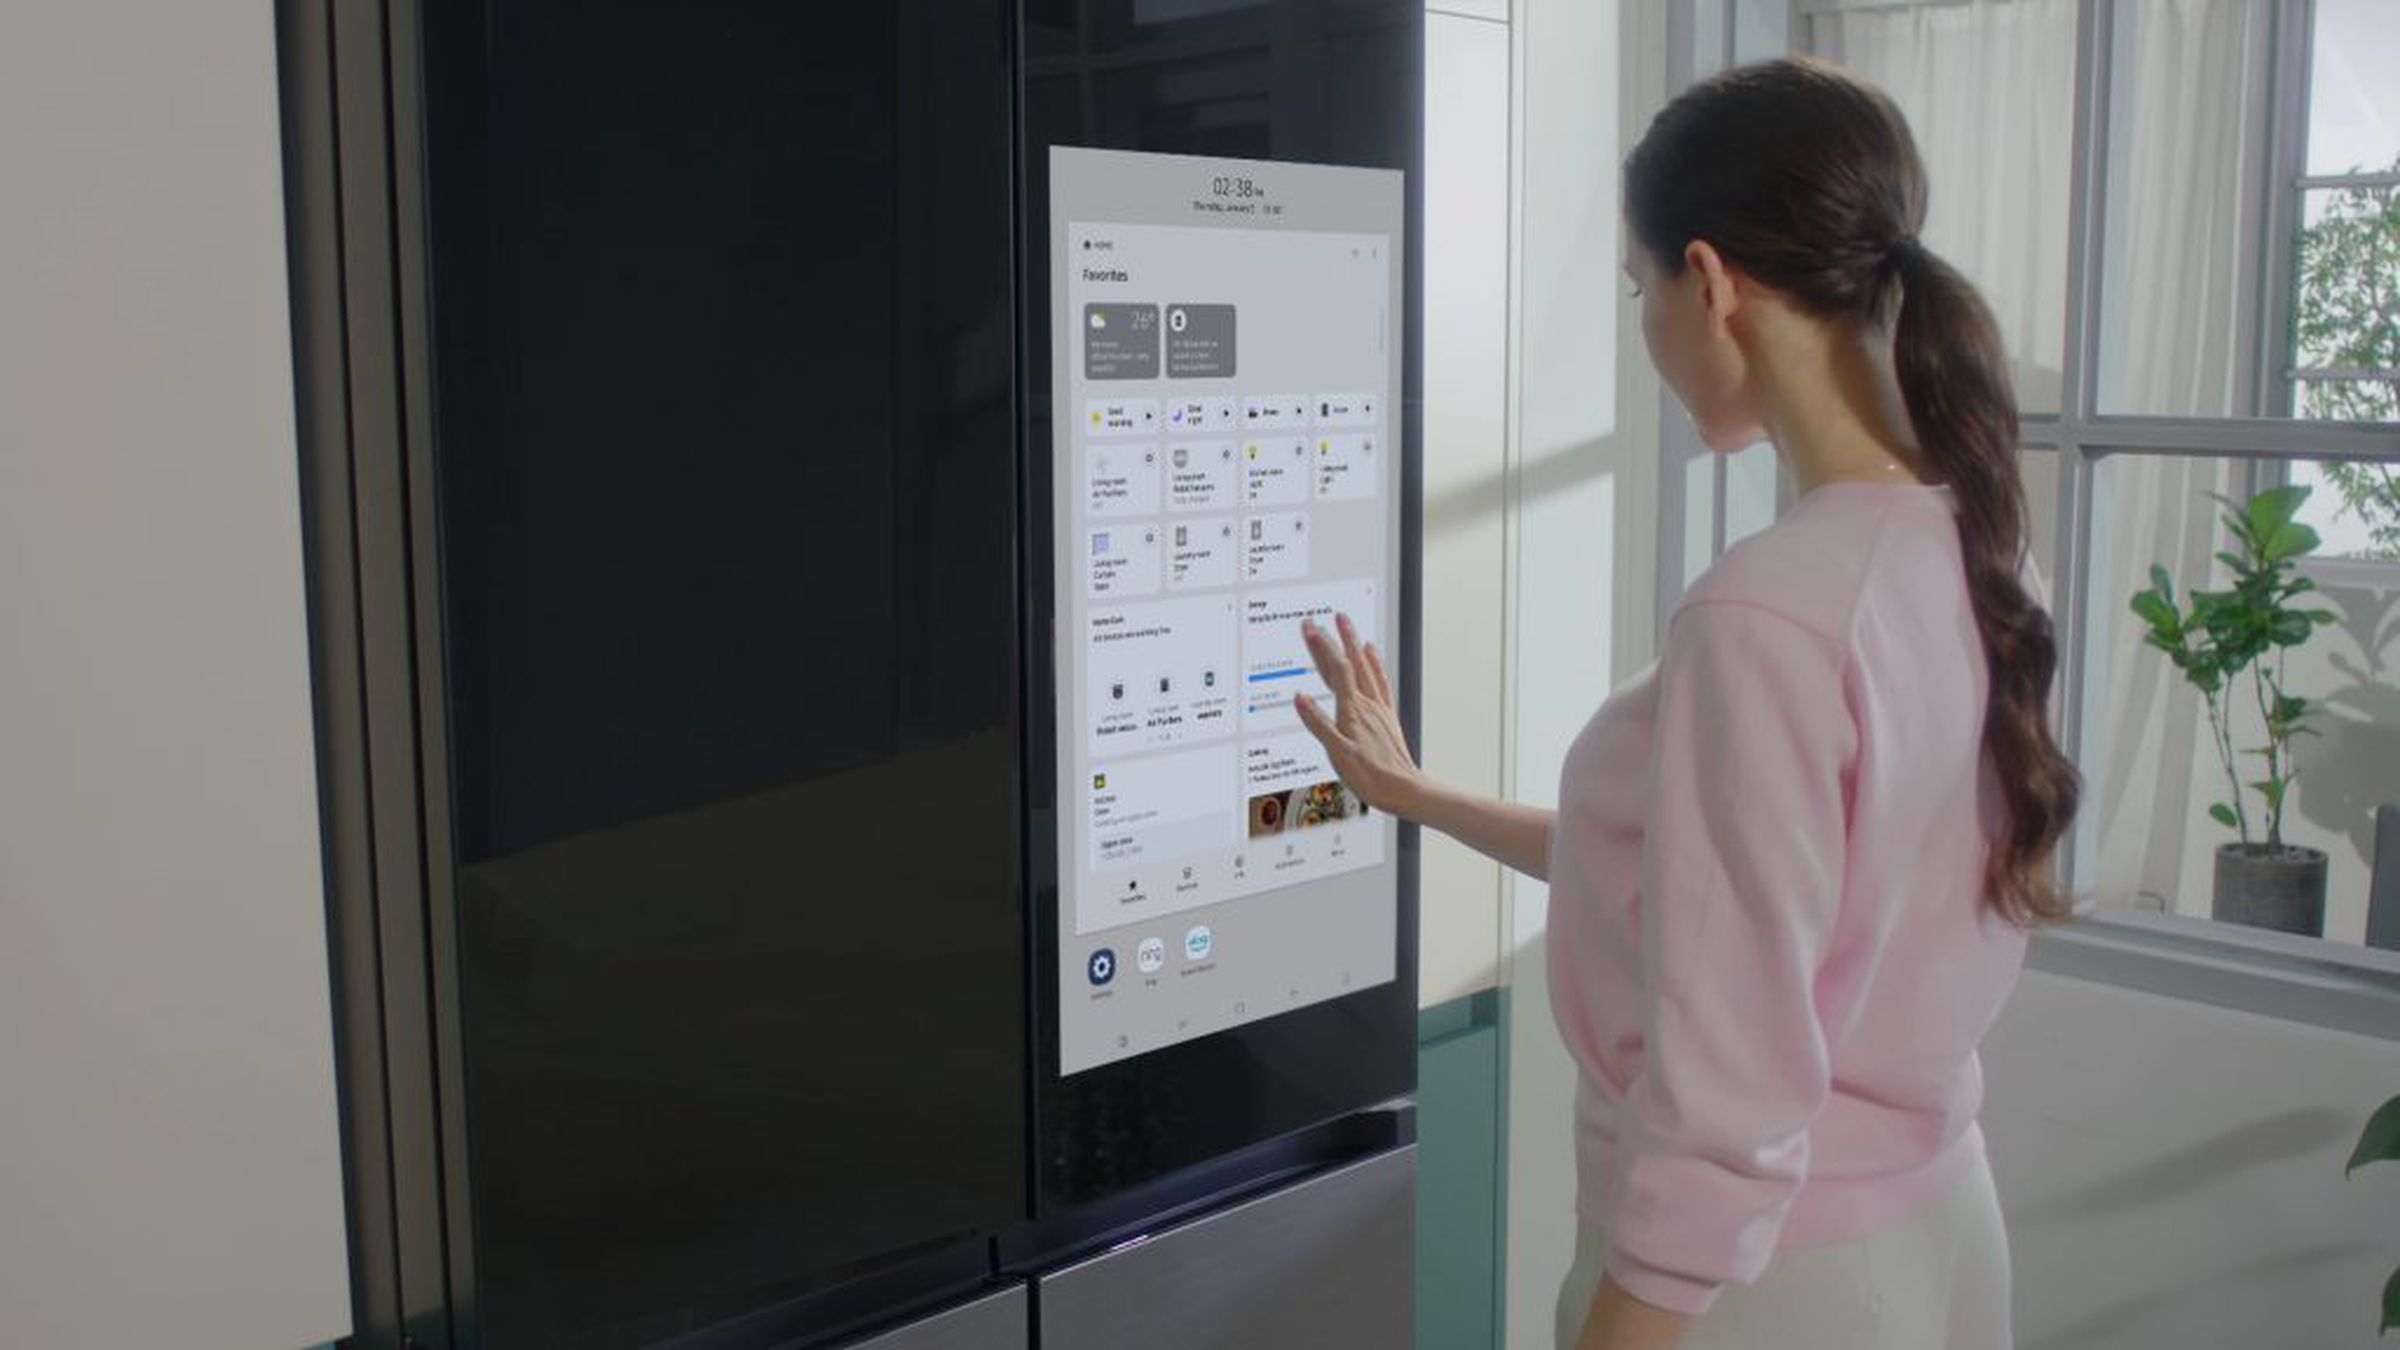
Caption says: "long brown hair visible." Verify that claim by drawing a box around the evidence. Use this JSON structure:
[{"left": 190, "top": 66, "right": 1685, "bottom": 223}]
[{"left": 1624, "top": 58, "right": 2080, "bottom": 926}]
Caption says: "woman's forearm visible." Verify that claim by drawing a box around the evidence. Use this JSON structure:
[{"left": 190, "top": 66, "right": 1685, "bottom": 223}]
[
  {"left": 1403, "top": 780, "right": 1555, "bottom": 881},
  {"left": 1574, "top": 1275, "right": 1692, "bottom": 1350}
]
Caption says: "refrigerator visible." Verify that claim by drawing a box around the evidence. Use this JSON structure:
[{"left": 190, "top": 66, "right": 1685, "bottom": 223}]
[{"left": 280, "top": 1, "right": 1423, "bottom": 1346}]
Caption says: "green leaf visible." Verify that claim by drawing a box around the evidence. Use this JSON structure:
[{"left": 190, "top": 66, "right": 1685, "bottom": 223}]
[
  {"left": 2210, "top": 802, "right": 2239, "bottom": 828},
  {"left": 2350, "top": 1094, "right": 2400, "bottom": 1174},
  {"left": 2149, "top": 564, "right": 2175, "bottom": 607},
  {"left": 2216, "top": 550, "right": 2247, "bottom": 573},
  {"left": 2382, "top": 1263, "right": 2398, "bottom": 1335},
  {"left": 2248, "top": 484, "right": 2311, "bottom": 540},
  {"left": 2129, "top": 591, "right": 2179, "bottom": 634},
  {"left": 2307, "top": 608, "right": 2340, "bottom": 626},
  {"left": 2262, "top": 520, "right": 2322, "bottom": 565}
]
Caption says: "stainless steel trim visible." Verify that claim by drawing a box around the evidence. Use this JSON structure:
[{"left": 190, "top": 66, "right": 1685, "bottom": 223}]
[
  {"left": 277, "top": 0, "right": 405, "bottom": 1343},
  {"left": 324, "top": 0, "right": 452, "bottom": 1341},
  {"left": 374, "top": 3, "right": 481, "bottom": 1337},
  {"left": 842, "top": 1286, "right": 1030, "bottom": 1350}
]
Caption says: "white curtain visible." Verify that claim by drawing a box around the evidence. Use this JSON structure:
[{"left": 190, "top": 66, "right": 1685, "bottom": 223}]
[
  {"left": 2082, "top": 0, "right": 2266, "bottom": 915},
  {"left": 1814, "top": 0, "right": 2076, "bottom": 412},
  {"left": 1818, "top": 0, "right": 2266, "bottom": 914}
]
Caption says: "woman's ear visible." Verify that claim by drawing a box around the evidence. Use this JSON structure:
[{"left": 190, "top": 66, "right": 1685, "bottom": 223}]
[{"left": 1683, "top": 239, "right": 1744, "bottom": 334}]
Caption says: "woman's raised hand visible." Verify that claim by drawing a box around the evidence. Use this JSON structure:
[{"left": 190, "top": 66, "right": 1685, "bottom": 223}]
[{"left": 1292, "top": 613, "right": 1424, "bottom": 819}]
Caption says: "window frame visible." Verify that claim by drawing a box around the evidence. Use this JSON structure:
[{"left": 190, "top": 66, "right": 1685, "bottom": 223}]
[{"left": 1656, "top": 0, "right": 2400, "bottom": 1034}]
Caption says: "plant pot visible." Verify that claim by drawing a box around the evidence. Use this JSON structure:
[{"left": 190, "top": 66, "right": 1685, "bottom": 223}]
[{"left": 2211, "top": 843, "right": 2329, "bottom": 936}]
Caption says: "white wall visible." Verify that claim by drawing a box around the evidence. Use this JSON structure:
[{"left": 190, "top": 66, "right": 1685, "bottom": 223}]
[
  {"left": 1421, "top": 3, "right": 1514, "bottom": 1007},
  {"left": 0, "top": 5, "right": 354, "bottom": 1349},
  {"left": 1985, "top": 971, "right": 2400, "bottom": 1350}
]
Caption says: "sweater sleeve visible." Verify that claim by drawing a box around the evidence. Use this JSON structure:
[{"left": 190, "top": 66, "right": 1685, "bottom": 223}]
[{"left": 1603, "top": 600, "right": 1856, "bottom": 1316}]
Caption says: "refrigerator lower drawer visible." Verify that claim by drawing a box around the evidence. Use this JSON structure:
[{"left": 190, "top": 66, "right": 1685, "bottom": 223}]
[
  {"left": 840, "top": 1284, "right": 1029, "bottom": 1350},
  {"left": 1037, "top": 1144, "right": 1416, "bottom": 1350}
]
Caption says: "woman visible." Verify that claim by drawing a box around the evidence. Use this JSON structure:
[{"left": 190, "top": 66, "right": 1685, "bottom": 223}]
[{"left": 1292, "top": 59, "right": 2079, "bottom": 1350}]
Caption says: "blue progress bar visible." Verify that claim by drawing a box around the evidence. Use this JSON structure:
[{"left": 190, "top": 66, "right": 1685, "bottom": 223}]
[{"left": 1248, "top": 667, "right": 1310, "bottom": 683}]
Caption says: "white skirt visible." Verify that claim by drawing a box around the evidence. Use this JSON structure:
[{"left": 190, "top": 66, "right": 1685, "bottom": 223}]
[{"left": 1554, "top": 1157, "right": 2012, "bottom": 1350}]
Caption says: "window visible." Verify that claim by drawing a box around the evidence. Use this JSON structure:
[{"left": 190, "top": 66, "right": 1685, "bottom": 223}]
[
  {"left": 2289, "top": 0, "right": 2400, "bottom": 559},
  {"left": 1687, "top": 0, "right": 2400, "bottom": 957}
]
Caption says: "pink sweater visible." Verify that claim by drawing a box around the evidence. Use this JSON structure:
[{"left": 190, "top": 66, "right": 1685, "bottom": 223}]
[{"left": 1546, "top": 481, "right": 2029, "bottom": 1316}]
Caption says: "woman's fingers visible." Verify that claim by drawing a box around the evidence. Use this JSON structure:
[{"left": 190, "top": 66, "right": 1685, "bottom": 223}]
[
  {"left": 1293, "top": 692, "right": 1347, "bottom": 755},
  {"left": 1300, "top": 617, "right": 1414, "bottom": 811},
  {"left": 1335, "top": 613, "right": 1371, "bottom": 697},
  {"left": 1301, "top": 619, "right": 1357, "bottom": 703},
  {"left": 1362, "top": 639, "right": 1393, "bottom": 707}
]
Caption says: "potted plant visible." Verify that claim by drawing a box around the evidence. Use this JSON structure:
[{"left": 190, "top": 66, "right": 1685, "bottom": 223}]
[
  {"left": 2348, "top": 1091, "right": 2400, "bottom": 1336},
  {"left": 2128, "top": 484, "right": 2338, "bottom": 935}
]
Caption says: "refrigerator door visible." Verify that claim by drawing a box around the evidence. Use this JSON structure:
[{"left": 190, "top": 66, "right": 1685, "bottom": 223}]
[
  {"left": 411, "top": 2, "right": 1023, "bottom": 1343},
  {"left": 1021, "top": 0, "right": 1425, "bottom": 1211},
  {"left": 1036, "top": 1145, "right": 1415, "bottom": 1350}
]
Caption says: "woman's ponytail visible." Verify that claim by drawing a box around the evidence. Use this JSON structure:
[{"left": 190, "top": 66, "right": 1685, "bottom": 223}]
[{"left": 1888, "top": 242, "right": 2080, "bottom": 925}]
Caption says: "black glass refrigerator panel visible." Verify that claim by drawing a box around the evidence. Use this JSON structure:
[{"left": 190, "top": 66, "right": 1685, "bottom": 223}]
[
  {"left": 416, "top": 3, "right": 1022, "bottom": 1344},
  {"left": 1022, "top": 0, "right": 1424, "bottom": 1212}
]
